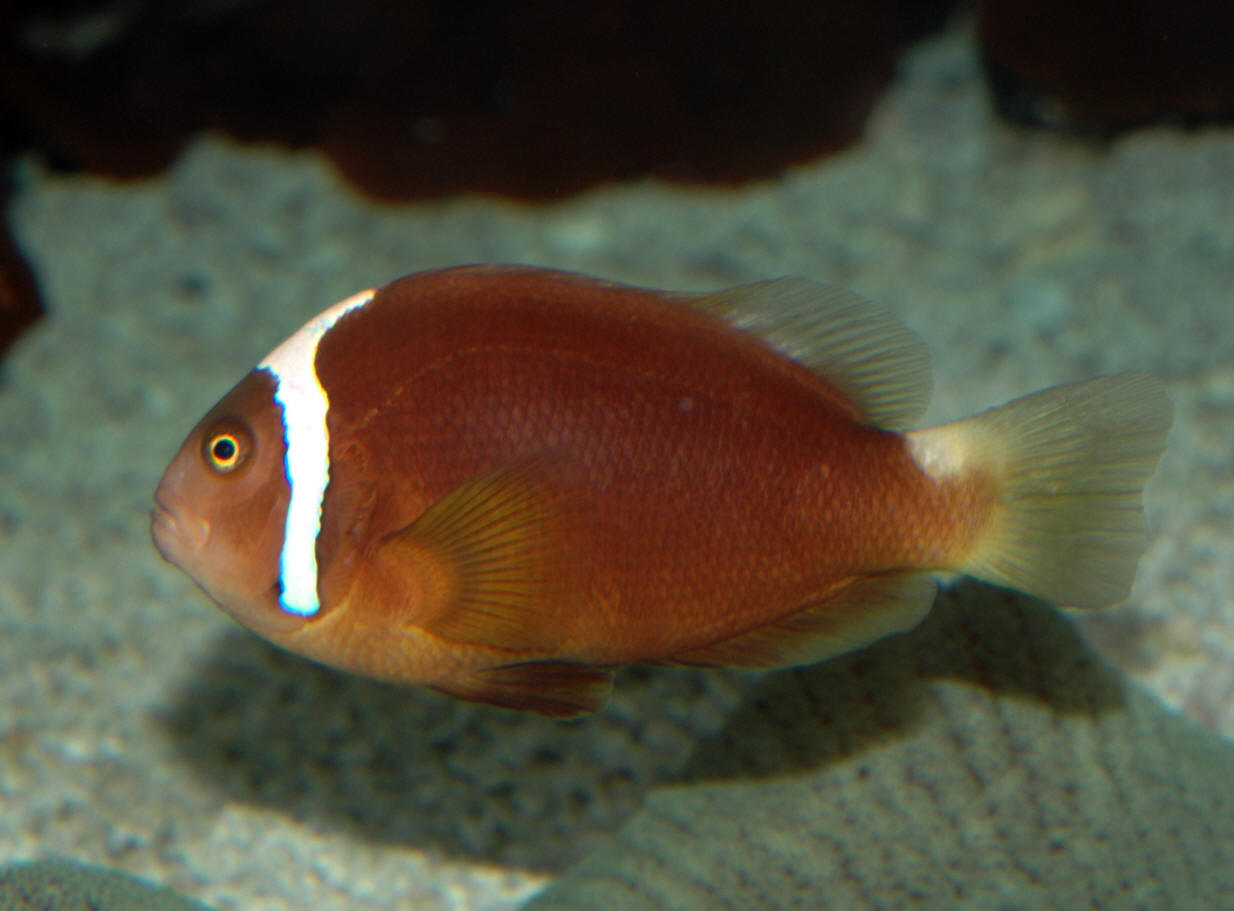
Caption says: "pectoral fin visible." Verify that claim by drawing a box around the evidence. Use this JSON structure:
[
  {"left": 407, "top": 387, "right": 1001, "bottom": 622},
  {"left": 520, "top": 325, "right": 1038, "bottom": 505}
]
[
  {"left": 433, "top": 661, "right": 614, "bottom": 717},
  {"left": 666, "top": 572, "right": 936, "bottom": 668},
  {"left": 376, "top": 459, "right": 577, "bottom": 650}
]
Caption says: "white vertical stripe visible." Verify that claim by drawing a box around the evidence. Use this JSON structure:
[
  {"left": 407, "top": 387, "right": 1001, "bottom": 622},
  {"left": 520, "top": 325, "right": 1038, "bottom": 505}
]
[{"left": 259, "top": 288, "right": 376, "bottom": 616}]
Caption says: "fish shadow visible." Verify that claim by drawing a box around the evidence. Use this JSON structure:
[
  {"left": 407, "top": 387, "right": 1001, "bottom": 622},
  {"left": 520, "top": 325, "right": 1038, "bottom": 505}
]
[
  {"left": 685, "top": 579, "right": 1128, "bottom": 783},
  {"left": 161, "top": 579, "right": 1123, "bottom": 871},
  {"left": 160, "top": 627, "right": 743, "bottom": 872}
]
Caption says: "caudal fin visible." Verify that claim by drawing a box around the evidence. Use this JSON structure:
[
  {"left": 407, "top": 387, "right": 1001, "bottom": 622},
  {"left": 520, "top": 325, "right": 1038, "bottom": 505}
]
[{"left": 907, "top": 374, "right": 1172, "bottom": 610}]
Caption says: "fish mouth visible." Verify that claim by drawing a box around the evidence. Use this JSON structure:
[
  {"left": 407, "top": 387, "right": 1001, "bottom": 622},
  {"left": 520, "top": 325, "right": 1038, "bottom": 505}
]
[
  {"left": 150, "top": 493, "right": 207, "bottom": 567},
  {"left": 150, "top": 500, "right": 180, "bottom": 566}
]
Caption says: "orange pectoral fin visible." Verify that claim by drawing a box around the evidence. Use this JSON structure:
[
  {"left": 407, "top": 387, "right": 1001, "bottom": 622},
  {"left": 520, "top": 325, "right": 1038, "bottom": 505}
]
[
  {"left": 665, "top": 572, "right": 937, "bottom": 669},
  {"left": 375, "top": 458, "right": 580, "bottom": 652},
  {"left": 432, "top": 661, "right": 614, "bottom": 717}
]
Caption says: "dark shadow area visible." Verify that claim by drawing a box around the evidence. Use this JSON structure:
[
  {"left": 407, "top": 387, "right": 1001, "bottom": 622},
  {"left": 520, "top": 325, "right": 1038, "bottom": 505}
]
[
  {"left": 160, "top": 625, "right": 741, "bottom": 872},
  {"left": 7, "top": 2, "right": 1234, "bottom": 196},
  {"left": 0, "top": 0, "right": 957, "bottom": 199},
  {"left": 686, "top": 579, "right": 1127, "bottom": 782},
  {"left": 159, "top": 577, "right": 1124, "bottom": 872},
  {"left": 0, "top": 176, "right": 42, "bottom": 360},
  {"left": 979, "top": 0, "right": 1234, "bottom": 132}
]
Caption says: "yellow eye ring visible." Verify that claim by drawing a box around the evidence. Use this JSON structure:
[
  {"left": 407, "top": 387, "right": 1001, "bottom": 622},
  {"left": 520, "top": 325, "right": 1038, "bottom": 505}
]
[
  {"left": 201, "top": 419, "right": 253, "bottom": 475},
  {"left": 208, "top": 433, "right": 240, "bottom": 471}
]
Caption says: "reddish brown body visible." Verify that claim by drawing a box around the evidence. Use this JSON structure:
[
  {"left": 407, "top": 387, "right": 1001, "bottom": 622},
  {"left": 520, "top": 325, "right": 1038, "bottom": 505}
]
[
  {"left": 152, "top": 266, "right": 1169, "bottom": 716},
  {"left": 312, "top": 270, "right": 968, "bottom": 663}
]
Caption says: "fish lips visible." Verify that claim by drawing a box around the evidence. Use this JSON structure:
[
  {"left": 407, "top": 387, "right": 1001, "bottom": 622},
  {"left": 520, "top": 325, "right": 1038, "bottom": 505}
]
[
  {"left": 150, "top": 490, "right": 305, "bottom": 638},
  {"left": 150, "top": 491, "right": 207, "bottom": 571}
]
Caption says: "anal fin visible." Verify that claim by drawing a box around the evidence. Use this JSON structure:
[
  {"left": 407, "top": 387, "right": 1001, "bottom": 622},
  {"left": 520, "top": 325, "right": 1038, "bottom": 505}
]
[
  {"left": 433, "top": 661, "right": 614, "bottom": 718},
  {"left": 666, "top": 572, "right": 936, "bottom": 669}
]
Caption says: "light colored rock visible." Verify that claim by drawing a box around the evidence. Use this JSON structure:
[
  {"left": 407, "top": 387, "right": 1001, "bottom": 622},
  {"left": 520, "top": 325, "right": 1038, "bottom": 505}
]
[{"left": 529, "top": 587, "right": 1234, "bottom": 910}]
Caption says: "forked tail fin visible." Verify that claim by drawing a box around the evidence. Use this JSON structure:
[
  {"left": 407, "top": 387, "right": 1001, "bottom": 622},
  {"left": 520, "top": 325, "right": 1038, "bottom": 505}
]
[{"left": 906, "top": 374, "right": 1172, "bottom": 609}]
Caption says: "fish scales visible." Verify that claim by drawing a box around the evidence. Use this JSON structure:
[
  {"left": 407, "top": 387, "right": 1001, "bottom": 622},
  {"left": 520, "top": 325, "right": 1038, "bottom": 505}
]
[
  {"left": 317, "top": 272, "right": 948, "bottom": 648},
  {"left": 151, "top": 265, "right": 1171, "bottom": 716}
]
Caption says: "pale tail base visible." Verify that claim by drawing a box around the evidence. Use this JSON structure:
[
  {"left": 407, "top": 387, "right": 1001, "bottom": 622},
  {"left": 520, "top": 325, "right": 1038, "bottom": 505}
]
[{"left": 907, "top": 374, "right": 1173, "bottom": 610}]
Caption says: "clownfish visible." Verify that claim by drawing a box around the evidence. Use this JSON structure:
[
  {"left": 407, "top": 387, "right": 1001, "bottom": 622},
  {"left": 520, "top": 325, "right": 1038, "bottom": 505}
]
[{"left": 151, "top": 266, "right": 1171, "bottom": 717}]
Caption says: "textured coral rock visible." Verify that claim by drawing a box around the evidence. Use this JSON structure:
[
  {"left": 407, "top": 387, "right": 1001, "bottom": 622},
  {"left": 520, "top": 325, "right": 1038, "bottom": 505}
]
[
  {"left": 0, "top": 859, "right": 215, "bottom": 911},
  {"left": 529, "top": 586, "right": 1234, "bottom": 910}
]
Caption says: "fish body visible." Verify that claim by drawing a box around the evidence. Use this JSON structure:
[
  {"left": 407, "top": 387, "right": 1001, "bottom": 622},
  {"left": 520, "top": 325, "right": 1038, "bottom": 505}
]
[{"left": 152, "top": 266, "right": 1171, "bottom": 715}]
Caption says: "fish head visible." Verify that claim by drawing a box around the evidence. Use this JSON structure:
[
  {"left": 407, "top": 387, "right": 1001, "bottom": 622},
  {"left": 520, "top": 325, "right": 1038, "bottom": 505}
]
[{"left": 151, "top": 368, "right": 306, "bottom": 638}]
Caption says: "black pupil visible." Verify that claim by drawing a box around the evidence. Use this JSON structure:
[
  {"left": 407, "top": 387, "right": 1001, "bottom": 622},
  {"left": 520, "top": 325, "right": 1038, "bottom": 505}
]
[{"left": 213, "top": 437, "right": 237, "bottom": 461}]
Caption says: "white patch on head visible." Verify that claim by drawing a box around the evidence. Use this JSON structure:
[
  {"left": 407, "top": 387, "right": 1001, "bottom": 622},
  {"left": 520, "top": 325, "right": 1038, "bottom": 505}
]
[{"left": 259, "top": 288, "right": 376, "bottom": 616}]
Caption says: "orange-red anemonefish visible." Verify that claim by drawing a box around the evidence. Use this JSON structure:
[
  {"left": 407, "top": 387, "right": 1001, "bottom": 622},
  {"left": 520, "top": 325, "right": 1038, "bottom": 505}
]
[{"left": 151, "top": 265, "right": 1172, "bottom": 717}]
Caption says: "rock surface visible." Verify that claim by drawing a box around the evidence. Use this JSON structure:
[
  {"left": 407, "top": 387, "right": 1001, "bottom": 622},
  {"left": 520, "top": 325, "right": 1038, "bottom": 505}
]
[{"left": 530, "top": 586, "right": 1234, "bottom": 910}]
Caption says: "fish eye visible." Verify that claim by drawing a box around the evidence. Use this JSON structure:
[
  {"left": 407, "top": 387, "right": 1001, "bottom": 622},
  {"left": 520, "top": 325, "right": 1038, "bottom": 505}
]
[{"left": 201, "top": 419, "right": 254, "bottom": 475}]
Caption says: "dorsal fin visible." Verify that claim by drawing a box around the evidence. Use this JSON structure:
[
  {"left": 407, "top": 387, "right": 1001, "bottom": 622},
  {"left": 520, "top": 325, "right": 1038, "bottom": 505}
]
[{"left": 691, "top": 279, "right": 932, "bottom": 430}]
